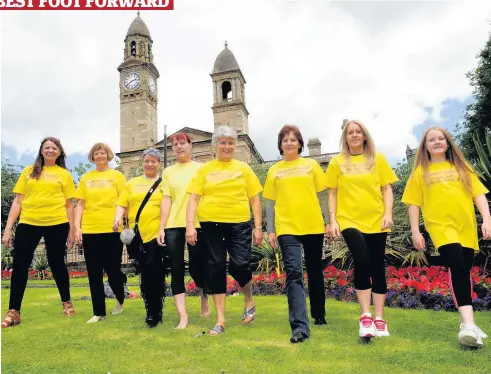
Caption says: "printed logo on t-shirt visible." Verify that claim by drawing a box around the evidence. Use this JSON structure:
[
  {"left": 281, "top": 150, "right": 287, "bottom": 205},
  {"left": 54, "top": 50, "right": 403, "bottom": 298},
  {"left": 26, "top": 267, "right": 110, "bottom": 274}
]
[
  {"left": 275, "top": 166, "right": 312, "bottom": 179},
  {"left": 206, "top": 170, "right": 242, "bottom": 184},
  {"left": 428, "top": 169, "right": 459, "bottom": 185},
  {"left": 339, "top": 162, "right": 373, "bottom": 175},
  {"left": 40, "top": 172, "right": 63, "bottom": 183},
  {"left": 85, "top": 179, "right": 114, "bottom": 189}
]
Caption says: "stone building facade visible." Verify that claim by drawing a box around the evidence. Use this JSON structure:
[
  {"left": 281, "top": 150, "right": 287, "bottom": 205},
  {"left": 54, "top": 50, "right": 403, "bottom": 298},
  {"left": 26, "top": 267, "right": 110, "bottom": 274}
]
[{"left": 116, "top": 13, "right": 340, "bottom": 175}]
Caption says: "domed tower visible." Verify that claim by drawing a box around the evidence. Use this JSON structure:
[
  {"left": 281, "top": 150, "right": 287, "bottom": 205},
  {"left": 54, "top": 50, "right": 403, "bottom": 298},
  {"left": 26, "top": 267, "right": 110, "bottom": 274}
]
[
  {"left": 210, "top": 42, "right": 249, "bottom": 135},
  {"left": 118, "top": 12, "right": 160, "bottom": 152}
]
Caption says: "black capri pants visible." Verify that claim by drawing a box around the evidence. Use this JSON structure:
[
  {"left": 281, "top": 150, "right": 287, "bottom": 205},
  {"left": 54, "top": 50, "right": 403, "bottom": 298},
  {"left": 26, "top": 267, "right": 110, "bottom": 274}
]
[
  {"left": 341, "top": 228, "right": 388, "bottom": 294},
  {"left": 199, "top": 221, "right": 253, "bottom": 295}
]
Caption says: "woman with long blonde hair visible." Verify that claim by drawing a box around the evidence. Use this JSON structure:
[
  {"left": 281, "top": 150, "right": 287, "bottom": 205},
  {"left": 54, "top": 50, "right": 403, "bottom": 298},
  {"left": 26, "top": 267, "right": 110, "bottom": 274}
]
[
  {"left": 326, "top": 120, "right": 398, "bottom": 339},
  {"left": 402, "top": 126, "right": 490, "bottom": 348}
]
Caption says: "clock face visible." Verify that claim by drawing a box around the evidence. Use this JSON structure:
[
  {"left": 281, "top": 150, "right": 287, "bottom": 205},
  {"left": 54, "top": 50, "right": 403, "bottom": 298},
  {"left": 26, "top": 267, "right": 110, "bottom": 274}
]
[
  {"left": 148, "top": 76, "right": 157, "bottom": 94},
  {"left": 123, "top": 72, "right": 140, "bottom": 90}
]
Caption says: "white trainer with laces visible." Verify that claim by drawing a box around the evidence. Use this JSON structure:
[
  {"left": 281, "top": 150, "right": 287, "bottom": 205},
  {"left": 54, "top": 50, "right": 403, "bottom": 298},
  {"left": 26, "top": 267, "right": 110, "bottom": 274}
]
[
  {"left": 374, "top": 318, "right": 390, "bottom": 337},
  {"left": 458, "top": 323, "right": 482, "bottom": 348},
  {"left": 359, "top": 314, "right": 376, "bottom": 338},
  {"left": 87, "top": 315, "right": 106, "bottom": 324}
]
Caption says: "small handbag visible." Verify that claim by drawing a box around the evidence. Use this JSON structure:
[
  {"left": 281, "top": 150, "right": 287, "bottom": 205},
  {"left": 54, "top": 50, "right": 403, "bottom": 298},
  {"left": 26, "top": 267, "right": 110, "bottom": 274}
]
[{"left": 120, "top": 177, "right": 162, "bottom": 259}]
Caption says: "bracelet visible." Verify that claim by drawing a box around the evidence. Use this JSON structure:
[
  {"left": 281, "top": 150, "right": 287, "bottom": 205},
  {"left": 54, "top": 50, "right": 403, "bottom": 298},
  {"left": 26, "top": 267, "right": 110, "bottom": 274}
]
[{"left": 254, "top": 227, "right": 262, "bottom": 230}]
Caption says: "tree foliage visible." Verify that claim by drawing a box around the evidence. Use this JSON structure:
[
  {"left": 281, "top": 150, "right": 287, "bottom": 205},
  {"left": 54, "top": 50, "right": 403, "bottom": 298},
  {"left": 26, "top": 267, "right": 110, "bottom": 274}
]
[
  {"left": 1, "top": 163, "right": 22, "bottom": 232},
  {"left": 457, "top": 26, "right": 491, "bottom": 161}
]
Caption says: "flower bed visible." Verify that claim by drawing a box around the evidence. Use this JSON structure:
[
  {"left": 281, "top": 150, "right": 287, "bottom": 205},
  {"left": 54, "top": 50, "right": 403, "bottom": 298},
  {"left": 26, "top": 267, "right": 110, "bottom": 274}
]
[
  {"left": 185, "top": 265, "right": 491, "bottom": 311},
  {"left": 1, "top": 270, "right": 89, "bottom": 281}
]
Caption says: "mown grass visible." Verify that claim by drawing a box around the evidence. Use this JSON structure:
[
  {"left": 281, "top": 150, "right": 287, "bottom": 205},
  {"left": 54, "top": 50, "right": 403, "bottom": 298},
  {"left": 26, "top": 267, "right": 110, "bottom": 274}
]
[{"left": 1, "top": 287, "right": 490, "bottom": 374}]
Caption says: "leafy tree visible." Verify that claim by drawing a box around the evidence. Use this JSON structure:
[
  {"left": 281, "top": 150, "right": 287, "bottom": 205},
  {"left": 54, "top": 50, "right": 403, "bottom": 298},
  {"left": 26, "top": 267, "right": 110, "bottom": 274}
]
[
  {"left": 457, "top": 25, "right": 491, "bottom": 161},
  {"left": 1, "top": 163, "right": 22, "bottom": 232}
]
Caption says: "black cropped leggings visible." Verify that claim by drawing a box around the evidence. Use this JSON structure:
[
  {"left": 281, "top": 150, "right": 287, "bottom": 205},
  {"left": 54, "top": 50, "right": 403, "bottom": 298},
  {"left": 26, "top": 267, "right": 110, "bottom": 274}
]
[{"left": 342, "top": 228, "right": 388, "bottom": 294}]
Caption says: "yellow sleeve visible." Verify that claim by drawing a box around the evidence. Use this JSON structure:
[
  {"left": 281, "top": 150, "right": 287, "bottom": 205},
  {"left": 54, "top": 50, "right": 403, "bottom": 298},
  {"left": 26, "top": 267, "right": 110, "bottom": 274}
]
[
  {"left": 325, "top": 158, "right": 340, "bottom": 188},
  {"left": 63, "top": 171, "right": 76, "bottom": 199},
  {"left": 470, "top": 172, "right": 489, "bottom": 198},
  {"left": 377, "top": 153, "right": 399, "bottom": 186},
  {"left": 312, "top": 160, "right": 327, "bottom": 192},
  {"left": 12, "top": 166, "right": 30, "bottom": 195},
  {"left": 75, "top": 174, "right": 87, "bottom": 200},
  {"left": 161, "top": 170, "right": 171, "bottom": 197},
  {"left": 401, "top": 170, "right": 423, "bottom": 207},
  {"left": 244, "top": 164, "right": 263, "bottom": 198},
  {"left": 187, "top": 165, "right": 205, "bottom": 196},
  {"left": 262, "top": 167, "right": 277, "bottom": 200},
  {"left": 117, "top": 181, "right": 131, "bottom": 208},
  {"left": 115, "top": 171, "right": 127, "bottom": 196}
]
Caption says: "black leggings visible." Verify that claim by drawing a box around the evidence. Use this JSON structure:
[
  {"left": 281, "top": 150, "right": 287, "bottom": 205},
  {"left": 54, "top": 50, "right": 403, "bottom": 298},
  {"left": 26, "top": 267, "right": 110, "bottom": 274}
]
[
  {"left": 165, "top": 228, "right": 206, "bottom": 295},
  {"left": 83, "top": 233, "right": 125, "bottom": 316},
  {"left": 137, "top": 239, "right": 166, "bottom": 319},
  {"left": 9, "top": 223, "right": 71, "bottom": 311},
  {"left": 342, "top": 228, "right": 388, "bottom": 294},
  {"left": 438, "top": 243, "right": 474, "bottom": 307}
]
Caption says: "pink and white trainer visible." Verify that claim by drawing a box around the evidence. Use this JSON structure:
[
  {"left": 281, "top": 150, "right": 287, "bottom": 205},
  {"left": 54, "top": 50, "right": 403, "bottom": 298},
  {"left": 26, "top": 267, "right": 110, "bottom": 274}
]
[
  {"left": 374, "top": 318, "right": 390, "bottom": 337},
  {"left": 359, "top": 314, "right": 376, "bottom": 338}
]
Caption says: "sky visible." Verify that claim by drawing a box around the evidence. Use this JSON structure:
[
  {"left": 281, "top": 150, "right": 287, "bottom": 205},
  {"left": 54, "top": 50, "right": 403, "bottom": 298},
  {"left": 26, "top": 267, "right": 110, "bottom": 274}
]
[{"left": 1, "top": 0, "right": 491, "bottom": 167}]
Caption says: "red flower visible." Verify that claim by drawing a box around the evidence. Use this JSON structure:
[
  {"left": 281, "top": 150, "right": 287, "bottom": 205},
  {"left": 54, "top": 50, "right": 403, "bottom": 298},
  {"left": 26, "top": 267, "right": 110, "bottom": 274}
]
[
  {"left": 337, "top": 279, "right": 347, "bottom": 286},
  {"left": 472, "top": 292, "right": 478, "bottom": 300}
]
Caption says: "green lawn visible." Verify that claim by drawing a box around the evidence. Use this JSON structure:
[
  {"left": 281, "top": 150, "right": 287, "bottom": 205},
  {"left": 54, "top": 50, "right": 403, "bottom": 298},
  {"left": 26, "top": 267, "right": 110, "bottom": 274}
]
[{"left": 1, "top": 287, "right": 490, "bottom": 374}]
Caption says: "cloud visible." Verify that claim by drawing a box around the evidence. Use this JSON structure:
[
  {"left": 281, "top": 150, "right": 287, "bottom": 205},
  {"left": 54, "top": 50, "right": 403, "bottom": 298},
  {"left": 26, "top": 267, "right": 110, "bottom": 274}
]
[{"left": 1, "top": 1, "right": 491, "bottom": 164}]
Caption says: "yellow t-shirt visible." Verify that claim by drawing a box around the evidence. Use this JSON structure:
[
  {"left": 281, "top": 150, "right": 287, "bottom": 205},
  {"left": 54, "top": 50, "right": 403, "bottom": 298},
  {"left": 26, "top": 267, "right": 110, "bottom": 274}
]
[
  {"left": 187, "top": 159, "right": 263, "bottom": 223},
  {"left": 263, "top": 157, "right": 327, "bottom": 236},
  {"left": 117, "top": 176, "right": 164, "bottom": 244},
  {"left": 325, "top": 152, "right": 399, "bottom": 233},
  {"left": 76, "top": 169, "right": 126, "bottom": 234},
  {"left": 161, "top": 161, "right": 202, "bottom": 229},
  {"left": 401, "top": 161, "right": 488, "bottom": 252},
  {"left": 13, "top": 165, "right": 76, "bottom": 226}
]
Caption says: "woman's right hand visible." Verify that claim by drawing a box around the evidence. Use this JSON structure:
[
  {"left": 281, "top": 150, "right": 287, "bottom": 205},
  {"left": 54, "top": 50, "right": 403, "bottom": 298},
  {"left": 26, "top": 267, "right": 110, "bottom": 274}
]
[
  {"left": 157, "top": 229, "right": 165, "bottom": 246},
  {"left": 74, "top": 228, "right": 83, "bottom": 245},
  {"left": 268, "top": 233, "right": 278, "bottom": 249},
  {"left": 412, "top": 231, "right": 426, "bottom": 251},
  {"left": 112, "top": 217, "right": 121, "bottom": 232},
  {"left": 186, "top": 225, "right": 197, "bottom": 246},
  {"left": 2, "top": 230, "right": 12, "bottom": 248},
  {"left": 329, "top": 221, "right": 341, "bottom": 239}
]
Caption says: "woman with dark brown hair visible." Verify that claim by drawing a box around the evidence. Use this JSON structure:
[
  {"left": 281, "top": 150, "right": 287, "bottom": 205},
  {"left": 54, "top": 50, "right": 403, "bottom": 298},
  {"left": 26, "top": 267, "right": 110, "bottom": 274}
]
[
  {"left": 263, "top": 125, "right": 329, "bottom": 343},
  {"left": 2, "top": 137, "right": 77, "bottom": 328}
]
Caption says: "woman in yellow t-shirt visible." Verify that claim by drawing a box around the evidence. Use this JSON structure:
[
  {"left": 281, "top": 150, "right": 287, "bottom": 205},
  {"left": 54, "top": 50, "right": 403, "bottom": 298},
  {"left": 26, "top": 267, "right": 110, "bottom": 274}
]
[
  {"left": 74, "top": 143, "right": 127, "bottom": 324},
  {"left": 1, "top": 137, "right": 76, "bottom": 328},
  {"left": 402, "top": 126, "right": 490, "bottom": 348},
  {"left": 113, "top": 148, "right": 166, "bottom": 328},
  {"left": 186, "top": 126, "right": 263, "bottom": 336},
  {"left": 157, "top": 132, "right": 208, "bottom": 329},
  {"left": 263, "top": 125, "right": 329, "bottom": 344},
  {"left": 326, "top": 120, "right": 398, "bottom": 339}
]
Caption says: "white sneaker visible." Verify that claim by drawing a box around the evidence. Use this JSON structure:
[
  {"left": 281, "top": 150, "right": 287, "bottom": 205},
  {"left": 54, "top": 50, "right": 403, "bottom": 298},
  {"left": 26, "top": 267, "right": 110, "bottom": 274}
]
[
  {"left": 474, "top": 324, "right": 488, "bottom": 340},
  {"left": 374, "top": 318, "right": 390, "bottom": 337},
  {"left": 458, "top": 323, "right": 483, "bottom": 348},
  {"left": 111, "top": 301, "right": 124, "bottom": 315},
  {"left": 359, "top": 314, "right": 376, "bottom": 338},
  {"left": 87, "top": 315, "right": 106, "bottom": 324}
]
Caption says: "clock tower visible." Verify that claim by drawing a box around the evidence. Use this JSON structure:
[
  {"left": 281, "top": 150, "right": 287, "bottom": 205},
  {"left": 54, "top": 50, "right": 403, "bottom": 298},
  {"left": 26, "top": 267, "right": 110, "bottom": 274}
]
[{"left": 118, "top": 12, "right": 159, "bottom": 153}]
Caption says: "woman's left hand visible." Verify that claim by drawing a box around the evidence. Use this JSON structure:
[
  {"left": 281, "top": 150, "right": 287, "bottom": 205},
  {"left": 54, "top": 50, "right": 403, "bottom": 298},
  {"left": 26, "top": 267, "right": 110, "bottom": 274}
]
[
  {"left": 67, "top": 229, "right": 75, "bottom": 250},
  {"left": 482, "top": 218, "right": 491, "bottom": 240},
  {"left": 253, "top": 227, "right": 263, "bottom": 246}
]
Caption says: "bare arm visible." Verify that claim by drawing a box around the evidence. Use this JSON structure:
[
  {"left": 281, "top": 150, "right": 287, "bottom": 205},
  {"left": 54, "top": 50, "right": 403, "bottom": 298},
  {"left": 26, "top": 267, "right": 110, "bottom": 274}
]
[
  {"left": 249, "top": 195, "right": 263, "bottom": 229},
  {"left": 328, "top": 188, "right": 338, "bottom": 224},
  {"left": 408, "top": 205, "right": 420, "bottom": 234},
  {"left": 4, "top": 194, "right": 23, "bottom": 234},
  {"left": 186, "top": 193, "right": 201, "bottom": 225},
  {"left": 474, "top": 194, "right": 491, "bottom": 221},
  {"left": 159, "top": 196, "right": 172, "bottom": 230},
  {"left": 66, "top": 199, "right": 75, "bottom": 231},
  {"left": 381, "top": 184, "right": 394, "bottom": 217},
  {"left": 74, "top": 199, "right": 85, "bottom": 230}
]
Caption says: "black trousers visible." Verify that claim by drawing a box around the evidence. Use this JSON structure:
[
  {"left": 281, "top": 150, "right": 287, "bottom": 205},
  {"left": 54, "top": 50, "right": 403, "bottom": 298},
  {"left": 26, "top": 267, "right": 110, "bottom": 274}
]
[
  {"left": 438, "top": 243, "right": 474, "bottom": 307},
  {"left": 200, "top": 221, "right": 252, "bottom": 295},
  {"left": 136, "top": 239, "right": 166, "bottom": 319},
  {"left": 83, "top": 233, "right": 125, "bottom": 316},
  {"left": 278, "top": 234, "right": 325, "bottom": 336},
  {"left": 342, "top": 228, "right": 388, "bottom": 294},
  {"left": 9, "top": 223, "right": 71, "bottom": 311},
  {"left": 165, "top": 228, "right": 206, "bottom": 295}
]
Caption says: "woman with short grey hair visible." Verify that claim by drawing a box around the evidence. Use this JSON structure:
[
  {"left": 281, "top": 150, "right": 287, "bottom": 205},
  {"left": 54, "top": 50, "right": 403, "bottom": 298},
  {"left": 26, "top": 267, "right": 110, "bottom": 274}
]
[
  {"left": 113, "top": 148, "right": 166, "bottom": 328},
  {"left": 186, "top": 126, "right": 263, "bottom": 335}
]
